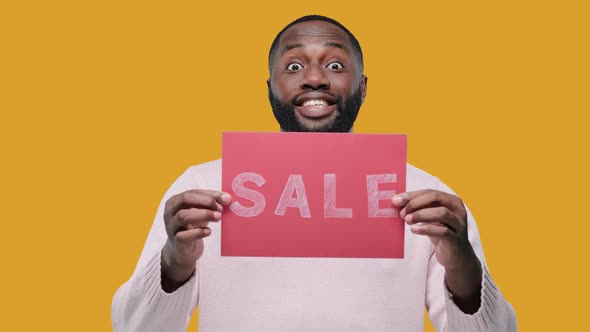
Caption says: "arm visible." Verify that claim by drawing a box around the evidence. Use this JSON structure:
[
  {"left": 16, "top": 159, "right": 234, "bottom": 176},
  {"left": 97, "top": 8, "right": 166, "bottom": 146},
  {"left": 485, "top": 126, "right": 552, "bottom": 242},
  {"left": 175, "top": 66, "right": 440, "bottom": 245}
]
[
  {"left": 111, "top": 167, "right": 231, "bottom": 332},
  {"left": 394, "top": 180, "right": 517, "bottom": 331}
]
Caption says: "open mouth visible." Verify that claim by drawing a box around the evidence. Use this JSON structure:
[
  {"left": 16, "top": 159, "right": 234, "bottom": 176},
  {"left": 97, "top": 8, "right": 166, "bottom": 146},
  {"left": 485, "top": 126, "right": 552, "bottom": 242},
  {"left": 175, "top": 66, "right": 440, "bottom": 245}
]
[{"left": 294, "top": 95, "right": 338, "bottom": 119}]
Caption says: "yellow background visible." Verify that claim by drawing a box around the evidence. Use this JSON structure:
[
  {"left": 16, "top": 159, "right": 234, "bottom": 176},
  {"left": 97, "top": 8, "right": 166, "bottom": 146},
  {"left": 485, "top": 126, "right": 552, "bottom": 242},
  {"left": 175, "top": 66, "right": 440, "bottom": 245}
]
[{"left": 1, "top": 1, "right": 588, "bottom": 331}]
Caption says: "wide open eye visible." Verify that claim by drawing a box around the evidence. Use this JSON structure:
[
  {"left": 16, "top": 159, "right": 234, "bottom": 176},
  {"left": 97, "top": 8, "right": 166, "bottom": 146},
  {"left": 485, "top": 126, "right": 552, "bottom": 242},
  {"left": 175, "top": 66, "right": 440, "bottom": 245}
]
[
  {"left": 326, "top": 62, "right": 343, "bottom": 70},
  {"left": 286, "top": 63, "right": 304, "bottom": 71}
]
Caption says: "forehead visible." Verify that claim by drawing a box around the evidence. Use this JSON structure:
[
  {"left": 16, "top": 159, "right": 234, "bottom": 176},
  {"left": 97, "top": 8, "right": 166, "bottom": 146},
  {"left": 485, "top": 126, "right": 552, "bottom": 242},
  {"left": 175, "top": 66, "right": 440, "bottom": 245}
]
[{"left": 278, "top": 20, "right": 353, "bottom": 52}]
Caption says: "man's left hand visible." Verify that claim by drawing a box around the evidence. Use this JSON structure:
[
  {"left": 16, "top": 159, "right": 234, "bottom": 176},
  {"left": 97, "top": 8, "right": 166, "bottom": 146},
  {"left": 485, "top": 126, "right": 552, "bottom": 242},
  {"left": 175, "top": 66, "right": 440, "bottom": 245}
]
[{"left": 393, "top": 189, "right": 483, "bottom": 313}]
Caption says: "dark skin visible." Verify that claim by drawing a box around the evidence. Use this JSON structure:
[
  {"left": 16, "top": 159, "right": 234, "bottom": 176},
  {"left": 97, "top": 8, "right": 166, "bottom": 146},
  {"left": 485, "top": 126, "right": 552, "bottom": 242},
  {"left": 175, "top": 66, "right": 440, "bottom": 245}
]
[
  {"left": 161, "top": 20, "right": 482, "bottom": 314},
  {"left": 161, "top": 190, "right": 231, "bottom": 292},
  {"left": 267, "top": 21, "right": 367, "bottom": 131},
  {"left": 394, "top": 190, "right": 482, "bottom": 314}
]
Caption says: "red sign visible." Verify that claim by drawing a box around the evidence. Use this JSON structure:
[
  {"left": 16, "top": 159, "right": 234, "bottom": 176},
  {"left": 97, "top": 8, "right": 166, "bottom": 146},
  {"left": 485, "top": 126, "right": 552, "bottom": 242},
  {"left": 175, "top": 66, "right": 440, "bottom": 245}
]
[{"left": 221, "top": 132, "right": 407, "bottom": 258}]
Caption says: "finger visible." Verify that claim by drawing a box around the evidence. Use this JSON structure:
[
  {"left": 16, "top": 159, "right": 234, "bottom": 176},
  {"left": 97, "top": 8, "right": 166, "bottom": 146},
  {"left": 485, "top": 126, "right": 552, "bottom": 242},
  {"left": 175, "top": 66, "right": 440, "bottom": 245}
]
[
  {"left": 165, "top": 192, "right": 218, "bottom": 221},
  {"left": 404, "top": 207, "right": 460, "bottom": 232},
  {"left": 191, "top": 189, "right": 233, "bottom": 205},
  {"left": 174, "top": 208, "right": 221, "bottom": 229},
  {"left": 392, "top": 189, "right": 431, "bottom": 207},
  {"left": 397, "top": 190, "right": 464, "bottom": 218},
  {"left": 409, "top": 222, "right": 453, "bottom": 239},
  {"left": 176, "top": 227, "right": 211, "bottom": 241},
  {"left": 166, "top": 190, "right": 231, "bottom": 220}
]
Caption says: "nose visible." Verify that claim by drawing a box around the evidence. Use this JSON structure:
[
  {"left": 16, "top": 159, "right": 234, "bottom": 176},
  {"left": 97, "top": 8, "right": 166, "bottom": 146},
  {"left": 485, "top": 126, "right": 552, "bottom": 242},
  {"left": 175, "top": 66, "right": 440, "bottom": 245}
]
[{"left": 300, "top": 64, "right": 330, "bottom": 91}]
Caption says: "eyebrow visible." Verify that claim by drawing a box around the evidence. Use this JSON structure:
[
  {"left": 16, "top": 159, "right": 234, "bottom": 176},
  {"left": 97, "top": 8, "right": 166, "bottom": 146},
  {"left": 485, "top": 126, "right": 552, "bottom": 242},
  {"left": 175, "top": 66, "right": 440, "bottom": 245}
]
[{"left": 282, "top": 42, "right": 347, "bottom": 54}]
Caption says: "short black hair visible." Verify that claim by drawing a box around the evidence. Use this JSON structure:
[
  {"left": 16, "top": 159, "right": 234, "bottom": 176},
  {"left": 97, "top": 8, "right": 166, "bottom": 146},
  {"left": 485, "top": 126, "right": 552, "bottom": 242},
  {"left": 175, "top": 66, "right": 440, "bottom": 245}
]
[{"left": 268, "top": 15, "right": 364, "bottom": 74}]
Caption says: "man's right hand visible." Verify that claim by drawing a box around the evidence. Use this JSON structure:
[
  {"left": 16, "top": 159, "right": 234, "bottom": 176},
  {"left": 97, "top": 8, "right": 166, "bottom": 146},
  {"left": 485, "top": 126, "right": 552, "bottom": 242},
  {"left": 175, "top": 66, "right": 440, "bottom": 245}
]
[{"left": 160, "top": 189, "right": 232, "bottom": 292}]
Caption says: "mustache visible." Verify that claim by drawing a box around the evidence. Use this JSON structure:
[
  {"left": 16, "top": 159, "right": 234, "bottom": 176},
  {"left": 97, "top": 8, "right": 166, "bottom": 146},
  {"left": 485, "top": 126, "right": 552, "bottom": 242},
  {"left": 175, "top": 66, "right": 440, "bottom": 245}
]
[{"left": 269, "top": 85, "right": 363, "bottom": 133}]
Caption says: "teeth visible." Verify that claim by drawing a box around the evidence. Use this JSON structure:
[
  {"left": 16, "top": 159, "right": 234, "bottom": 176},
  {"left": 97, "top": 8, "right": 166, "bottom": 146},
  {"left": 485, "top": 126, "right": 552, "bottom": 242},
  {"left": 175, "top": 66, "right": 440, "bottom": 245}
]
[{"left": 303, "top": 99, "right": 328, "bottom": 107}]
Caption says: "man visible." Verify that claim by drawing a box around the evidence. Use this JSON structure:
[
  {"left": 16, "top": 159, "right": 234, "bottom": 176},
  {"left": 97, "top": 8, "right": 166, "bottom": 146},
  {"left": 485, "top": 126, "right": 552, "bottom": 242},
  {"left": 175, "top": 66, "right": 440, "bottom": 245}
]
[{"left": 112, "top": 15, "right": 516, "bottom": 331}]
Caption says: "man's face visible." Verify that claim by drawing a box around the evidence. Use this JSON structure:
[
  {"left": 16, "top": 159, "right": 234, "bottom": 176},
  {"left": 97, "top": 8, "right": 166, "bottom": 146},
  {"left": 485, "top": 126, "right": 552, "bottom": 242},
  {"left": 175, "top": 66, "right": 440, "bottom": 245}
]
[{"left": 268, "top": 21, "right": 367, "bottom": 132}]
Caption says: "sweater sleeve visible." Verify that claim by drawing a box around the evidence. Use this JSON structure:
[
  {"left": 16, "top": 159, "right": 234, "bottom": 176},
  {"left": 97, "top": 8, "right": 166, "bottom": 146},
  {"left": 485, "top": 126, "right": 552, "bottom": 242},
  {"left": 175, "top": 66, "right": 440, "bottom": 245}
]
[
  {"left": 426, "top": 179, "right": 517, "bottom": 331},
  {"left": 111, "top": 167, "right": 200, "bottom": 332}
]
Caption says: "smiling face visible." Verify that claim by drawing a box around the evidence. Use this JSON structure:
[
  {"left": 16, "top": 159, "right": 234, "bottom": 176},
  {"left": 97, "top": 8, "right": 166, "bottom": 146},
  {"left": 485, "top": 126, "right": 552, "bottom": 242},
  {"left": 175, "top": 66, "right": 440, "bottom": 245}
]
[{"left": 268, "top": 20, "right": 367, "bottom": 132}]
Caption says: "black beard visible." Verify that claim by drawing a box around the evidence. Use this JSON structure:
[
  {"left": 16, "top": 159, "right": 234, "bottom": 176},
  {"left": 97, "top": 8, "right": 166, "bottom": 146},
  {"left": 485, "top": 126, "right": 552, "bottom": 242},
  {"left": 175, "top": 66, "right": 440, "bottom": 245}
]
[{"left": 268, "top": 87, "right": 363, "bottom": 133}]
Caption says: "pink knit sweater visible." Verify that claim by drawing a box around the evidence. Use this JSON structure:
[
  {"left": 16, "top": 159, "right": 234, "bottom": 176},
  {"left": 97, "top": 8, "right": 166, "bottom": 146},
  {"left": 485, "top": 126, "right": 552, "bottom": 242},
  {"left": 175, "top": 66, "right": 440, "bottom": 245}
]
[{"left": 112, "top": 159, "right": 516, "bottom": 331}]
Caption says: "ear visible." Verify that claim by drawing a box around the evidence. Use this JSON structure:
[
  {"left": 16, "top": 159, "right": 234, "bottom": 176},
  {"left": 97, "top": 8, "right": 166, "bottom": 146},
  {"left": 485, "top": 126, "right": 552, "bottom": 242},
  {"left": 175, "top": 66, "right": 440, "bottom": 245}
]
[
  {"left": 267, "top": 78, "right": 274, "bottom": 97},
  {"left": 360, "top": 75, "right": 368, "bottom": 103}
]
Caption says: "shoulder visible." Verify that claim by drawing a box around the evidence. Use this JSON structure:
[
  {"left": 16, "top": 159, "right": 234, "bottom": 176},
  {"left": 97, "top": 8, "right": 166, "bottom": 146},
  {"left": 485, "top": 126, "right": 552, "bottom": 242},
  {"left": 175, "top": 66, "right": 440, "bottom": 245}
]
[
  {"left": 407, "top": 163, "right": 461, "bottom": 197},
  {"left": 184, "top": 159, "right": 222, "bottom": 191},
  {"left": 187, "top": 159, "right": 222, "bottom": 174},
  {"left": 406, "top": 163, "right": 442, "bottom": 192}
]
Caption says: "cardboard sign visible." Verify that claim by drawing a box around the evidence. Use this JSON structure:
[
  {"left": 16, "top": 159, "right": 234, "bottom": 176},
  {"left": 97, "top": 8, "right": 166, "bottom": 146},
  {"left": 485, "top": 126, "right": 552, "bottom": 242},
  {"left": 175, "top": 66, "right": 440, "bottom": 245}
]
[{"left": 221, "top": 132, "right": 407, "bottom": 258}]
